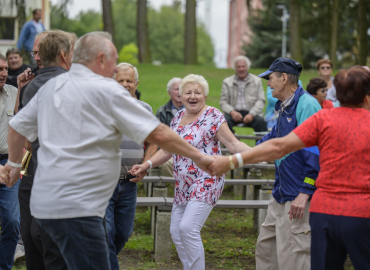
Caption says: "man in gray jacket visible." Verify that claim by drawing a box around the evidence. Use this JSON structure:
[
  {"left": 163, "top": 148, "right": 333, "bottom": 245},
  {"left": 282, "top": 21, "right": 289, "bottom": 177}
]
[{"left": 220, "top": 55, "right": 267, "bottom": 132}]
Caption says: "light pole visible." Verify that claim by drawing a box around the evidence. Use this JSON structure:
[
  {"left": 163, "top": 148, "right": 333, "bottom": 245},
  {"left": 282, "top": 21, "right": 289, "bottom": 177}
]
[{"left": 277, "top": 5, "right": 289, "bottom": 58}]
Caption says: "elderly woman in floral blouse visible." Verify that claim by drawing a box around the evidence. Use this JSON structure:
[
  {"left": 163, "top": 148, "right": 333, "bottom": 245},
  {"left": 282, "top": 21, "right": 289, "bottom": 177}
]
[{"left": 131, "top": 74, "right": 250, "bottom": 270}]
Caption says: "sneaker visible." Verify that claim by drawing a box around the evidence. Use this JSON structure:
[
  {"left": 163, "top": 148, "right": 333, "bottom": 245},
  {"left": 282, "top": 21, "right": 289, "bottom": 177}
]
[{"left": 14, "top": 244, "right": 25, "bottom": 262}]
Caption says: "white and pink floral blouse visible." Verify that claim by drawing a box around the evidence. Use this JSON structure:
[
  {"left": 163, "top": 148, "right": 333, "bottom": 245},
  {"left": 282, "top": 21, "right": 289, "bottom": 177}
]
[{"left": 170, "top": 106, "right": 226, "bottom": 206}]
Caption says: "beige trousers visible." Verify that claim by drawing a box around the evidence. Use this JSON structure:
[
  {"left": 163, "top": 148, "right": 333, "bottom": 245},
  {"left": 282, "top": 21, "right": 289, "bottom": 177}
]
[
  {"left": 256, "top": 197, "right": 311, "bottom": 270},
  {"left": 159, "top": 157, "right": 173, "bottom": 177}
]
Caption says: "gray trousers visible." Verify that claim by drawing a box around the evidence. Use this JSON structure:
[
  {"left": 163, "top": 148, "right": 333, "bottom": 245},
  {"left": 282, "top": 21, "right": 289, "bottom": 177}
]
[{"left": 256, "top": 197, "right": 311, "bottom": 270}]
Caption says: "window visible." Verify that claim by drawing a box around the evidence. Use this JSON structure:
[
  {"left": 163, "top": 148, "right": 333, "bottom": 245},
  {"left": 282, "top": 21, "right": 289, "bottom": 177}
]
[{"left": 0, "top": 17, "right": 15, "bottom": 40}]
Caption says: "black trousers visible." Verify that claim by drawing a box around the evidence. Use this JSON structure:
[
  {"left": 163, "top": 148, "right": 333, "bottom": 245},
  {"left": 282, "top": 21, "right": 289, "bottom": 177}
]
[
  {"left": 310, "top": 212, "right": 370, "bottom": 270},
  {"left": 18, "top": 158, "right": 67, "bottom": 270},
  {"left": 224, "top": 110, "right": 268, "bottom": 132}
]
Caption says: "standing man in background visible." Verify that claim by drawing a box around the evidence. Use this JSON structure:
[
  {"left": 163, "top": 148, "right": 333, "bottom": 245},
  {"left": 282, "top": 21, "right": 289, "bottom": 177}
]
[
  {"left": 17, "top": 9, "right": 46, "bottom": 66},
  {"left": 0, "top": 53, "right": 20, "bottom": 270}
]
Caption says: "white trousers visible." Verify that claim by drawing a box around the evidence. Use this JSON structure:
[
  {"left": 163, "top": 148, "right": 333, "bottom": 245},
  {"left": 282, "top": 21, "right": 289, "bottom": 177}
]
[{"left": 170, "top": 200, "right": 213, "bottom": 270}]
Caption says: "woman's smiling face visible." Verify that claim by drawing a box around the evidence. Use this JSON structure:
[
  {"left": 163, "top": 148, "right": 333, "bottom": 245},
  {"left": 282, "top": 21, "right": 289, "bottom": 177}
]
[{"left": 181, "top": 83, "right": 206, "bottom": 113}]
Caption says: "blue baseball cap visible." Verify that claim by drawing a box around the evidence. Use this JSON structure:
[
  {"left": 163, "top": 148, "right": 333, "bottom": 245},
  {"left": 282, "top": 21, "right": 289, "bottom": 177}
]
[{"left": 258, "top": 58, "right": 303, "bottom": 80}]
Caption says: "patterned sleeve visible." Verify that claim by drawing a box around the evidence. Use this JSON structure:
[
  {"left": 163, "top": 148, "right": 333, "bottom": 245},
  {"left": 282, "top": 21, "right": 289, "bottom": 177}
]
[
  {"left": 293, "top": 112, "right": 320, "bottom": 148},
  {"left": 213, "top": 108, "right": 226, "bottom": 131}
]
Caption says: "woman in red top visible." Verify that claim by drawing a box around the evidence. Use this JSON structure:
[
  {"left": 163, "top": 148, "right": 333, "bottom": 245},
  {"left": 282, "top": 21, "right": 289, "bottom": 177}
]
[
  {"left": 306, "top": 77, "right": 334, "bottom": 109},
  {"left": 209, "top": 66, "right": 370, "bottom": 270}
]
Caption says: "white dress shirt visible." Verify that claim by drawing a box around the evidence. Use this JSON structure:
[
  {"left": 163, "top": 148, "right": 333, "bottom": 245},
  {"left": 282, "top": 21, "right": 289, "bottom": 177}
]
[{"left": 10, "top": 63, "right": 160, "bottom": 219}]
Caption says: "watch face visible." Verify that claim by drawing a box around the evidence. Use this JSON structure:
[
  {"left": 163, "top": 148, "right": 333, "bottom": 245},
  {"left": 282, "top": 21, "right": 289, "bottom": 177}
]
[{"left": 230, "top": 164, "right": 235, "bottom": 169}]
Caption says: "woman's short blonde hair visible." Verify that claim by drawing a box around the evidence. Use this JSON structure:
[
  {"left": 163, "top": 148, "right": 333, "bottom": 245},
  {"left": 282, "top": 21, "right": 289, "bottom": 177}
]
[{"left": 179, "top": 74, "right": 209, "bottom": 96}]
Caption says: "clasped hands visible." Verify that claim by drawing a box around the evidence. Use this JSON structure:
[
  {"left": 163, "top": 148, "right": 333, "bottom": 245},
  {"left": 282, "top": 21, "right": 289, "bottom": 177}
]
[
  {"left": 130, "top": 154, "right": 231, "bottom": 181},
  {"left": 0, "top": 164, "right": 21, "bottom": 188}
]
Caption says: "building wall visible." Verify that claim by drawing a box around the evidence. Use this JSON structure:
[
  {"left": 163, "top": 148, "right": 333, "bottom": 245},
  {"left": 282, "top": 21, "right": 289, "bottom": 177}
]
[
  {"left": 0, "top": 0, "right": 50, "bottom": 56},
  {"left": 227, "top": 0, "right": 263, "bottom": 68}
]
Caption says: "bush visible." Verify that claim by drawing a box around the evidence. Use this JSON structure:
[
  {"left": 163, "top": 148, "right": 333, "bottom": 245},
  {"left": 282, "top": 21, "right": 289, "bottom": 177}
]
[{"left": 118, "top": 43, "right": 139, "bottom": 65}]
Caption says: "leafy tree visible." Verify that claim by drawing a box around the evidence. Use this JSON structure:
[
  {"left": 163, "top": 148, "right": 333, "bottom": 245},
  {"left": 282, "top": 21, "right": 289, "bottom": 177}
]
[{"left": 50, "top": 0, "right": 214, "bottom": 65}]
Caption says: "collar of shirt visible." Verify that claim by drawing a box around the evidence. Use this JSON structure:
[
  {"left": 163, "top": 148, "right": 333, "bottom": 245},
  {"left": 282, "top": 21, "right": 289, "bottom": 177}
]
[
  {"left": 0, "top": 86, "right": 9, "bottom": 96},
  {"left": 281, "top": 92, "right": 295, "bottom": 111},
  {"left": 171, "top": 103, "right": 184, "bottom": 111},
  {"left": 237, "top": 74, "right": 249, "bottom": 83}
]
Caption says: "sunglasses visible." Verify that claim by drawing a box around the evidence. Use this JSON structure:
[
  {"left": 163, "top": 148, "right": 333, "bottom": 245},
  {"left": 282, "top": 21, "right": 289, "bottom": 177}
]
[
  {"left": 320, "top": 66, "right": 331, "bottom": 70},
  {"left": 30, "top": 51, "right": 39, "bottom": 57}
]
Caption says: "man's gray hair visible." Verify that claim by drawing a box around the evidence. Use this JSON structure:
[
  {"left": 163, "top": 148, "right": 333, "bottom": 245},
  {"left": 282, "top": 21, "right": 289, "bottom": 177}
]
[
  {"left": 115, "top": 62, "right": 139, "bottom": 83},
  {"left": 233, "top": 55, "right": 252, "bottom": 70},
  {"left": 0, "top": 53, "right": 7, "bottom": 62},
  {"left": 275, "top": 72, "right": 300, "bottom": 86},
  {"left": 72, "top": 32, "right": 113, "bottom": 64},
  {"left": 167, "top": 77, "right": 182, "bottom": 94}
]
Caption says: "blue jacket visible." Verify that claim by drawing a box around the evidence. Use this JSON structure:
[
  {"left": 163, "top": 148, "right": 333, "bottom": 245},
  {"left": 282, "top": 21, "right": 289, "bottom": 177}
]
[
  {"left": 17, "top": 20, "right": 45, "bottom": 51},
  {"left": 257, "top": 86, "right": 321, "bottom": 203}
]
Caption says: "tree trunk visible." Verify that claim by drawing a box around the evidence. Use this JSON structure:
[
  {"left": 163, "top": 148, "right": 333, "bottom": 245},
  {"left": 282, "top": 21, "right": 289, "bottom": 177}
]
[
  {"left": 328, "top": 0, "right": 338, "bottom": 70},
  {"left": 184, "top": 0, "right": 197, "bottom": 65},
  {"left": 358, "top": 0, "right": 367, "bottom": 66},
  {"left": 102, "top": 0, "right": 116, "bottom": 45},
  {"left": 288, "top": 0, "right": 302, "bottom": 64},
  {"left": 16, "top": 0, "right": 26, "bottom": 35},
  {"left": 137, "top": 0, "right": 151, "bottom": 63}
]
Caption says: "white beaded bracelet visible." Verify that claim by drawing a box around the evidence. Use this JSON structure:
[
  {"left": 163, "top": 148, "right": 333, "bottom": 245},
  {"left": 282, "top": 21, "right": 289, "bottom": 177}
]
[
  {"left": 7, "top": 160, "right": 22, "bottom": 168},
  {"left": 146, "top": 160, "right": 153, "bottom": 169},
  {"left": 235, "top": 153, "right": 243, "bottom": 168}
]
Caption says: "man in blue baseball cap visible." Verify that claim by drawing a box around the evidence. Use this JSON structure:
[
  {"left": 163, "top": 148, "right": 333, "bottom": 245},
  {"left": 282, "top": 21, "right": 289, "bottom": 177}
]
[{"left": 254, "top": 58, "right": 321, "bottom": 270}]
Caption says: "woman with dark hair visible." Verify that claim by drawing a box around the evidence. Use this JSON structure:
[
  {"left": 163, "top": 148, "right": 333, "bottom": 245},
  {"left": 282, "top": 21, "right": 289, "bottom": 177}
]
[
  {"left": 306, "top": 77, "right": 333, "bottom": 109},
  {"left": 209, "top": 66, "right": 370, "bottom": 270}
]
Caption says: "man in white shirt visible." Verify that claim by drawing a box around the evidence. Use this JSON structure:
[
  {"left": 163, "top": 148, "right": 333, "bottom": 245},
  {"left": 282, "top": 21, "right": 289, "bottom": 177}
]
[{"left": 1, "top": 32, "right": 213, "bottom": 269}]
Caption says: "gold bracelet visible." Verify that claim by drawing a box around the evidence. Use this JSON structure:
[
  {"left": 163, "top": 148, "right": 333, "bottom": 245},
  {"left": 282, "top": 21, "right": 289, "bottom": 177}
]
[{"left": 229, "top": 155, "right": 235, "bottom": 170}]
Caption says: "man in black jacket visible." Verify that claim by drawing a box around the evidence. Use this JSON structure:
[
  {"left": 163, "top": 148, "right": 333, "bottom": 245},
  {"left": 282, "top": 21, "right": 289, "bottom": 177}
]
[
  {"left": 155, "top": 77, "right": 183, "bottom": 176},
  {"left": 16, "top": 30, "right": 77, "bottom": 270},
  {"left": 155, "top": 77, "right": 183, "bottom": 126},
  {"left": 5, "top": 48, "right": 31, "bottom": 88}
]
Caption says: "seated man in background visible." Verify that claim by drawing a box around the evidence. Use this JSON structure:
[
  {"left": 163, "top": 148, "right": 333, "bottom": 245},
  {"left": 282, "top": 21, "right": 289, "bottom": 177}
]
[
  {"left": 307, "top": 77, "right": 333, "bottom": 109},
  {"left": 155, "top": 77, "right": 183, "bottom": 126},
  {"left": 5, "top": 48, "right": 31, "bottom": 88},
  {"left": 220, "top": 55, "right": 267, "bottom": 132},
  {"left": 155, "top": 77, "right": 183, "bottom": 176},
  {"left": 106, "top": 62, "right": 157, "bottom": 270}
]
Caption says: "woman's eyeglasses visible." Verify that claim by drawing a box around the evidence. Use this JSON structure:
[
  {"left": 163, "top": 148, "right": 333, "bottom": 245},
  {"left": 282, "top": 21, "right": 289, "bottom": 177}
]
[{"left": 320, "top": 66, "right": 331, "bottom": 70}]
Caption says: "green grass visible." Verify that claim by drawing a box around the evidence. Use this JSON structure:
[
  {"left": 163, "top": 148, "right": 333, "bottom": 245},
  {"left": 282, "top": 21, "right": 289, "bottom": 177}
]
[{"left": 137, "top": 64, "right": 320, "bottom": 114}]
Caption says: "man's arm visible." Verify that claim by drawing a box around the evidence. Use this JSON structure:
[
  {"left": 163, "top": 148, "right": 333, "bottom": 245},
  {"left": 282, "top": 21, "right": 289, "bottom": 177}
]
[{"left": 289, "top": 95, "right": 321, "bottom": 220}]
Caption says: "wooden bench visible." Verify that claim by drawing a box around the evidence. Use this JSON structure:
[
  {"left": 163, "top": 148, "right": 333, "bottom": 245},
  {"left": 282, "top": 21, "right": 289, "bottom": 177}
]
[{"left": 136, "top": 197, "right": 269, "bottom": 263}]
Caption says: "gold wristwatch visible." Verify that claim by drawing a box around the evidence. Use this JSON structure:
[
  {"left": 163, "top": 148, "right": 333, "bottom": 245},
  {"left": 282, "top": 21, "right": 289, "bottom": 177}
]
[{"left": 229, "top": 155, "right": 235, "bottom": 169}]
